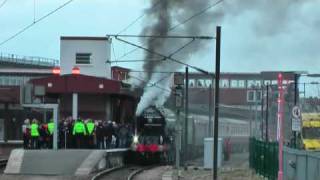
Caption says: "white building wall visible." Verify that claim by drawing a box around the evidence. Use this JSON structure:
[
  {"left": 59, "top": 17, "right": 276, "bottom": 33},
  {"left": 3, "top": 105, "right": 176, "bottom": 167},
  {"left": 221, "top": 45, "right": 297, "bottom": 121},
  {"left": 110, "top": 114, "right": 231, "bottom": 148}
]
[{"left": 60, "top": 37, "right": 111, "bottom": 78}]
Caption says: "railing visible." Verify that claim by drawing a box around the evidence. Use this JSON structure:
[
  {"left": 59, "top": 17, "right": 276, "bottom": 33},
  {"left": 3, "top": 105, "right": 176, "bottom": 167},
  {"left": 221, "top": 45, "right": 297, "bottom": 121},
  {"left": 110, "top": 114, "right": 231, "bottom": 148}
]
[
  {"left": 0, "top": 52, "right": 59, "bottom": 67},
  {"left": 249, "top": 138, "right": 278, "bottom": 180}
]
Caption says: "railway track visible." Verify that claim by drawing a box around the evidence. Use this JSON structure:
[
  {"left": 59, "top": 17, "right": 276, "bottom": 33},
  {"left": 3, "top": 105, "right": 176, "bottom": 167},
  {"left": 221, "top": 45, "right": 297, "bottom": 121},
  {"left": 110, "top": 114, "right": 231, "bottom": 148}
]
[
  {"left": 127, "top": 165, "right": 157, "bottom": 180},
  {"left": 92, "top": 165, "right": 158, "bottom": 180}
]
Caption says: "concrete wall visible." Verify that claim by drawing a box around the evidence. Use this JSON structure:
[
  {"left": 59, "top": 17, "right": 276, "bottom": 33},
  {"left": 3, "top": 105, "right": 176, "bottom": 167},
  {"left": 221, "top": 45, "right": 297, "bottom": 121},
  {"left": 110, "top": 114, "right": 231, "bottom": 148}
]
[
  {"left": 283, "top": 146, "right": 320, "bottom": 180},
  {"left": 60, "top": 37, "right": 111, "bottom": 78}
]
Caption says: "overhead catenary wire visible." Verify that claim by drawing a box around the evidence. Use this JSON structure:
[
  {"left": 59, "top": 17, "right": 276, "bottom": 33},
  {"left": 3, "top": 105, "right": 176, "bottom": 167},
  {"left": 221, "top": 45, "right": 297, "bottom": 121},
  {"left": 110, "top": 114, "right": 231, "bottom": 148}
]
[
  {"left": 128, "top": 74, "right": 172, "bottom": 93},
  {"left": 112, "top": 0, "right": 162, "bottom": 62},
  {"left": 107, "top": 59, "right": 164, "bottom": 63},
  {"left": 115, "top": 37, "right": 209, "bottom": 74},
  {"left": 116, "top": 0, "right": 224, "bottom": 60},
  {"left": 0, "top": 0, "right": 8, "bottom": 9},
  {"left": 0, "top": 0, "right": 76, "bottom": 47},
  {"left": 108, "top": 38, "right": 196, "bottom": 63},
  {"left": 115, "top": 0, "right": 162, "bottom": 35}
]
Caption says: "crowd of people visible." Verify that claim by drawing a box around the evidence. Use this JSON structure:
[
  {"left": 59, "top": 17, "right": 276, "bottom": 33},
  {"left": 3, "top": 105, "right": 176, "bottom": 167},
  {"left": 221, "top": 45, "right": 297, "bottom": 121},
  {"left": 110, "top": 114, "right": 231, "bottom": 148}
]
[{"left": 22, "top": 117, "right": 134, "bottom": 149}]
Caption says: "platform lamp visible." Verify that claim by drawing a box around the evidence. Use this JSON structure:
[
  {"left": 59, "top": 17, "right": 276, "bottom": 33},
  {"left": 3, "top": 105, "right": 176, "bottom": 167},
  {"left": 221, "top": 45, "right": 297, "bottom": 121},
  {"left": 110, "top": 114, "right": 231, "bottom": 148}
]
[
  {"left": 72, "top": 66, "right": 80, "bottom": 75},
  {"left": 52, "top": 66, "right": 61, "bottom": 75}
]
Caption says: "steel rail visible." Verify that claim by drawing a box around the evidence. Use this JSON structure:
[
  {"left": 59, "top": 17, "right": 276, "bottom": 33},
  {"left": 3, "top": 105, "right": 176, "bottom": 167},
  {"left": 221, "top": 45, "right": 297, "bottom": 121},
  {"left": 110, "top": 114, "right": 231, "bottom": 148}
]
[
  {"left": 127, "top": 165, "right": 157, "bottom": 180},
  {"left": 91, "top": 166, "right": 124, "bottom": 180}
]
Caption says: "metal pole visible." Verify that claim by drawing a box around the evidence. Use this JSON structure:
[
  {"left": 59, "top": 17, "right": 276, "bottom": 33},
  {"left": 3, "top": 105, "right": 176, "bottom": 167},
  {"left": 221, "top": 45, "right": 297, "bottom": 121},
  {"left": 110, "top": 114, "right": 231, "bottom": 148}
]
[
  {"left": 261, "top": 86, "right": 264, "bottom": 140},
  {"left": 213, "top": 26, "right": 221, "bottom": 180},
  {"left": 277, "top": 73, "right": 284, "bottom": 180},
  {"left": 265, "top": 85, "right": 269, "bottom": 142},
  {"left": 184, "top": 67, "right": 189, "bottom": 163},
  {"left": 209, "top": 84, "right": 213, "bottom": 137},
  {"left": 249, "top": 105, "right": 252, "bottom": 137},
  {"left": 176, "top": 109, "right": 181, "bottom": 169},
  {"left": 255, "top": 88, "right": 259, "bottom": 138},
  {"left": 53, "top": 105, "right": 58, "bottom": 150},
  {"left": 293, "top": 74, "right": 299, "bottom": 148}
]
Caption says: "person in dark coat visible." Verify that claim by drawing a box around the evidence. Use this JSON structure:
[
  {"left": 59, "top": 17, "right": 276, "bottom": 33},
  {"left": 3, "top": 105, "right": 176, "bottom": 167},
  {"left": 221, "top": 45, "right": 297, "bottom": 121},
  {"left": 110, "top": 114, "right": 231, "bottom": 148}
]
[
  {"left": 104, "top": 121, "right": 114, "bottom": 149},
  {"left": 95, "top": 121, "right": 105, "bottom": 149},
  {"left": 118, "top": 124, "right": 128, "bottom": 148},
  {"left": 22, "top": 119, "right": 30, "bottom": 149}
]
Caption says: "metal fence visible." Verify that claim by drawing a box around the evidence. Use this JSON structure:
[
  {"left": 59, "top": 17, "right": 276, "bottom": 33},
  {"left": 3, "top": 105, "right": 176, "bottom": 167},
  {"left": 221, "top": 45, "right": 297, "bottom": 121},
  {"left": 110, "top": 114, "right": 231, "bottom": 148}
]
[
  {"left": 249, "top": 138, "right": 278, "bottom": 180},
  {"left": 283, "top": 146, "right": 320, "bottom": 180},
  {"left": 0, "top": 53, "right": 59, "bottom": 67}
]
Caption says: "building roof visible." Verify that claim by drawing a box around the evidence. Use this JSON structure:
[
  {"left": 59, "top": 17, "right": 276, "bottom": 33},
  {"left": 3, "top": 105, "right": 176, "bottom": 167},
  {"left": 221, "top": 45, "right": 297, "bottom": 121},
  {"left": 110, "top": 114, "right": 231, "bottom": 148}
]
[
  {"left": 60, "top": 36, "right": 109, "bottom": 41},
  {"left": 30, "top": 74, "right": 121, "bottom": 94}
]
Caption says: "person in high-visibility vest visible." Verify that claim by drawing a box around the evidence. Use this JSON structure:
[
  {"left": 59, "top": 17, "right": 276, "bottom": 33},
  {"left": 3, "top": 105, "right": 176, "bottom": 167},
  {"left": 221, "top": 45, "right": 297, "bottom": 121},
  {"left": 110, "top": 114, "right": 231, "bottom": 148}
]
[
  {"left": 85, "top": 119, "right": 95, "bottom": 149},
  {"left": 73, "top": 118, "right": 86, "bottom": 149},
  {"left": 47, "top": 119, "right": 54, "bottom": 149},
  {"left": 30, "top": 119, "right": 40, "bottom": 149}
]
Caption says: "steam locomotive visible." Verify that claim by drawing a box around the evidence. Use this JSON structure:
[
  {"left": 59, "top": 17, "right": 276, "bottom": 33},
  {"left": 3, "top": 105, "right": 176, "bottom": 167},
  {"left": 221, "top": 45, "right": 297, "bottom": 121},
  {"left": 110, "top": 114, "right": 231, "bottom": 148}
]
[{"left": 130, "top": 106, "right": 171, "bottom": 163}]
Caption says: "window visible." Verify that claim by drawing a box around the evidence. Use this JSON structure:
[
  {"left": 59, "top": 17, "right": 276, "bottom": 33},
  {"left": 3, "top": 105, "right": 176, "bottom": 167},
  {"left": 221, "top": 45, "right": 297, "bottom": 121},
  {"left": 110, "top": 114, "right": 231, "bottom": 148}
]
[
  {"left": 10, "top": 79, "right": 16, "bottom": 85},
  {"left": 197, "top": 79, "right": 204, "bottom": 88},
  {"left": 271, "top": 80, "right": 278, "bottom": 85},
  {"left": 256, "top": 81, "right": 261, "bottom": 87},
  {"left": 4, "top": 77, "right": 9, "bottom": 85},
  {"left": 247, "top": 90, "right": 255, "bottom": 102},
  {"left": 247, "top": 80, "right": 255, "bottom": 88},
  {"left": 247, "top": 90, "right": 262, "bottom": 102},
  {"left": 239, "top": 80, "right": 246, "bottom": 88},
  {"left": 220, "top": 79, "right": 229, "bottom": 88},
  {"left": 264, "top": 80, "right": 271, "bottom": 86},
  {"left": 205, "top": 79, "right": 212, "bottom": 87},
  {"left": 76, "top": 53, "right": 91, "bottom": 64},
  {"left": 230, "top": 80, "right": 245, "bottom": 88},
  {"left": 189, "top": 79, "right": 195, "bottom": 88},
  {"left": 248, "top": 80, "right": 261, "bottom": 88},
  {"left": 230, "top": 80, "right": 238, "bottom": 88},
  {"left": 256, "top": 91, "right": 262, "bottom": 101}
]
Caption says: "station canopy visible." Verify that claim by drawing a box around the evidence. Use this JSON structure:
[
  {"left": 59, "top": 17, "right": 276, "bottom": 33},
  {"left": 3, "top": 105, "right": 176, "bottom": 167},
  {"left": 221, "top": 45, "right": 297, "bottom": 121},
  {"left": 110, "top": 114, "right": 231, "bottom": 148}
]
[{"left": 30, "top": 74, "right": 122, "bottom": 94}]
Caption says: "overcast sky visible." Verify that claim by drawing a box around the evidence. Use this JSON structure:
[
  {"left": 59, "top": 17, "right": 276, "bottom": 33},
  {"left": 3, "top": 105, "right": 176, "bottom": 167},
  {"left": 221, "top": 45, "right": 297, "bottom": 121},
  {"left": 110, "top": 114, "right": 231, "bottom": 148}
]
[{"left": 1, "top": 0, "right": 320, "bottom": 74}]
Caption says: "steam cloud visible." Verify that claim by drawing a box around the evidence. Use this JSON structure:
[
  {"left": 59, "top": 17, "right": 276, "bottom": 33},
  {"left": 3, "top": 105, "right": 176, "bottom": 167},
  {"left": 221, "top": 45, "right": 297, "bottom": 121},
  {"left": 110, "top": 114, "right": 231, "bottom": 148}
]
[
  {"left": 135, "top": 0, "right": 216, "bottom": 115},
  {"left": 134, "top": 0, "right": 316, "bottom": 115}
]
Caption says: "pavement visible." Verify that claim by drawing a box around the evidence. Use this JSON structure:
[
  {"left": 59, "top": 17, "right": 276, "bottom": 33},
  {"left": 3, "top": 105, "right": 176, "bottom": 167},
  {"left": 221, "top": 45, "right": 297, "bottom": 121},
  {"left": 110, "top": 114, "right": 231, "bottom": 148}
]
[{"left": 166, "top": 152, "right": 264, "bottom": 180}]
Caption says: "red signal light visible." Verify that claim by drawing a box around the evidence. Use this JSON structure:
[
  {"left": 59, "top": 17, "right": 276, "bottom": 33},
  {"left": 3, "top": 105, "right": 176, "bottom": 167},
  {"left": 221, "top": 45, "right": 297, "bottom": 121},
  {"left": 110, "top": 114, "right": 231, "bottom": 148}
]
[
  {"left": 72, "top": 67, "right": 80, "bottom": 75},
  {"left": 52, "top": 67, "right": 61, "bottom": 75}
]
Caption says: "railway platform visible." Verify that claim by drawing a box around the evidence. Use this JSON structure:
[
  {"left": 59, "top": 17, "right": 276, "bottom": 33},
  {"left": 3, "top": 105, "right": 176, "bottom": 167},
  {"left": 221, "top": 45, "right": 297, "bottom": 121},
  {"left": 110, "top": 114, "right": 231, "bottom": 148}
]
[{"left": 4, "top": 148, "right": 128, "bottom": 176}]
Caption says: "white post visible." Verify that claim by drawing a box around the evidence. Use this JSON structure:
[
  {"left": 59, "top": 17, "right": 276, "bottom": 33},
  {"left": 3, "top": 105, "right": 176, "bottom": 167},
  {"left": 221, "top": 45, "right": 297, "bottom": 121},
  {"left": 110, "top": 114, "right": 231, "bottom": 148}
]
[
  {"left": 72, "top": 93, "right": 78, "bottom": 120},
  {"left": 53, "top": 105, "right": 58, "bottom": 150},
  {"left": 105, "top": 98, "right": 111, "bottom": 121}
]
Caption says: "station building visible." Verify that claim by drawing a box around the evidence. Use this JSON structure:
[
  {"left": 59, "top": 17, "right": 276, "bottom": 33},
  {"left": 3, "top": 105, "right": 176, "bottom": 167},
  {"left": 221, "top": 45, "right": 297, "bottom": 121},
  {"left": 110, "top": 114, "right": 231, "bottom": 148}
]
[{"left": 0, "top": 37, "right": 136, "bottom": 141}]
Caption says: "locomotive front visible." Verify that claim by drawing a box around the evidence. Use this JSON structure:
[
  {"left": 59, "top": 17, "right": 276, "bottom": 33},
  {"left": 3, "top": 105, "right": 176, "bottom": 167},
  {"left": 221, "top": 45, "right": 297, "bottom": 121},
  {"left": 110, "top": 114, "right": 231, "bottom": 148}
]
[{"left": 131, "top": 106, "right": 168, "bottom": 162}]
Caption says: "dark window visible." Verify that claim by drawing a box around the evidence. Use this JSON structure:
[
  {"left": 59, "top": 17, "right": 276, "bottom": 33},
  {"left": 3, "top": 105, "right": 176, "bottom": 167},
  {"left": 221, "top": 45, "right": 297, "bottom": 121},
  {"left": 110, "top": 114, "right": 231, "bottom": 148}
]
[
  {"left": 76, "top": 53, "right": 91, "bottom": 64},
  {"left": 247, "top": 91, "right": 255, "bottom": 102}
]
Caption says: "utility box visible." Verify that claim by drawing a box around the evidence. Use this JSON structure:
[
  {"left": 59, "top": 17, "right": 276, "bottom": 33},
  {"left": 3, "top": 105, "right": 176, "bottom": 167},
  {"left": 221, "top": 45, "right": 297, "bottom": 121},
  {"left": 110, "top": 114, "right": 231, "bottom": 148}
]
[{"left": 204, "top": 137, "right": 222, "bottom": 169}]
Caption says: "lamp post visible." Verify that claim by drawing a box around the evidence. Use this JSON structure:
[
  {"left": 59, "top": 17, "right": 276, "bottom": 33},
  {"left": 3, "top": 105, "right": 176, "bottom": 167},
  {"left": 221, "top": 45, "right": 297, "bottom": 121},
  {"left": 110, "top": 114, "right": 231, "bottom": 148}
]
[
  {"left": 277, "top": 73, "right": 284, "bottom": 180},
  {"left": 213, "top": 26, "right": 221, "bottom": 180}
]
